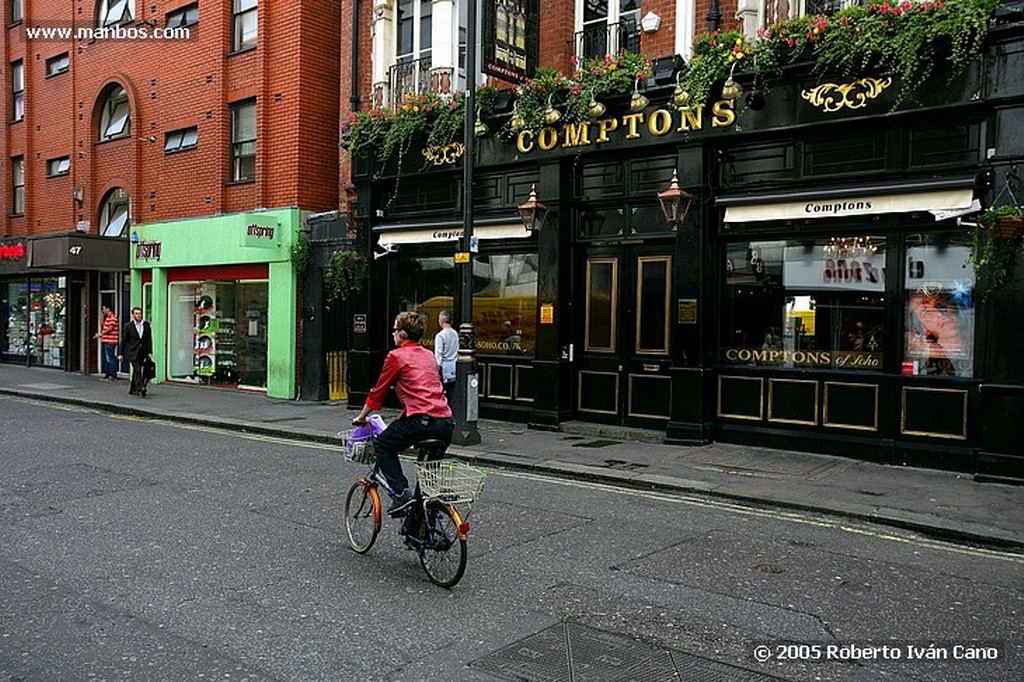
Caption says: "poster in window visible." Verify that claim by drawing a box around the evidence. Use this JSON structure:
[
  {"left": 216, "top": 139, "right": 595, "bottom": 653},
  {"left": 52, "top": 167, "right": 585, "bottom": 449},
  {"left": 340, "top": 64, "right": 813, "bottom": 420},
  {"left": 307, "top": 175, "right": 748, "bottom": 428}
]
[{"left": 905, "top": 285, "right": 974, "bottom": 377}]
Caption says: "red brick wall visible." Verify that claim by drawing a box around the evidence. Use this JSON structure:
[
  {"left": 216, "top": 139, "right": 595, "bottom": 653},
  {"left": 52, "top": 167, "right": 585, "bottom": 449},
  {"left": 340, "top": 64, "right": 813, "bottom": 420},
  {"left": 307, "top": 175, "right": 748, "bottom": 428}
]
[{"left": 2, "top": 0, "right": 341, "bottom": 240}]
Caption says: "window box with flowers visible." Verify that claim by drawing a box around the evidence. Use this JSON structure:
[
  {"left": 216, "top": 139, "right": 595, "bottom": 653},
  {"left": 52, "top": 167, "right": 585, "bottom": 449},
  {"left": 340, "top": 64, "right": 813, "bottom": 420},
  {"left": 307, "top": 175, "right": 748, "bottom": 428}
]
[{"left": 679, "top": 0, "right": 997, "bottom": 109}]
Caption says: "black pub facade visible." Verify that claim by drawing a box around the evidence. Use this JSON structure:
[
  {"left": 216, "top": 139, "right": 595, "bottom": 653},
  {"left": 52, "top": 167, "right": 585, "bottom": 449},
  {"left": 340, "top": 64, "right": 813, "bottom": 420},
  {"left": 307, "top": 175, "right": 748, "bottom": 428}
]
[{"left": 347, "top": 21, "right": 1024, "bottom": 480}]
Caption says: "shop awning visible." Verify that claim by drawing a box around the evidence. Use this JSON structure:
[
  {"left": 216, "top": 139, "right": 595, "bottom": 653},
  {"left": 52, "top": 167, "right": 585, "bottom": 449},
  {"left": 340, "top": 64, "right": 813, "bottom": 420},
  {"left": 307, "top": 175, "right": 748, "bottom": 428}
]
[
  {"left": 374, "top": 219, "right": 532, "bottom": 250},
  {"left": 28, "top": 234, "right": 128, "bottom": 271},
  {"left": 719, "top": 179, "right": 977, "bottom": 223}
]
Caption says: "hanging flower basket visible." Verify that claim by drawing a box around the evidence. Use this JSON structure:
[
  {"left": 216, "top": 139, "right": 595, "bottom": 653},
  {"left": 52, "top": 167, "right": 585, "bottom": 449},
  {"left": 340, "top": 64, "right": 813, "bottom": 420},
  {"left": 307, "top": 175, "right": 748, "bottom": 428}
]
[{"left": 991, "top": 215, "right": 1024, "bottom": 241}]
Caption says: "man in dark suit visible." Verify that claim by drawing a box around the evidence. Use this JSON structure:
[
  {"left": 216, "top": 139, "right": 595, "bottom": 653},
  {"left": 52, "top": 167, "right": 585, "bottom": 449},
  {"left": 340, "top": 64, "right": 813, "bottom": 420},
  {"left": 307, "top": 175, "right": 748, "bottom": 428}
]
[{"left": 118, "top": 306, "right": 153, "bottom": 397}]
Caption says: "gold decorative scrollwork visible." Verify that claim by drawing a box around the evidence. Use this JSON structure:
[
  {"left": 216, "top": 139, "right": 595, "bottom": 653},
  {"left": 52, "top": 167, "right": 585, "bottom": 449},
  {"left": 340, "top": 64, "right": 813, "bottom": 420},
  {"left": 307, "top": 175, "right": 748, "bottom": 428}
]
[
  {"left": 422, "top": 142, "right": 465, "bottom": 166},
  {"left": 801, "top": 77, "right": 893, "bottom": 113}
]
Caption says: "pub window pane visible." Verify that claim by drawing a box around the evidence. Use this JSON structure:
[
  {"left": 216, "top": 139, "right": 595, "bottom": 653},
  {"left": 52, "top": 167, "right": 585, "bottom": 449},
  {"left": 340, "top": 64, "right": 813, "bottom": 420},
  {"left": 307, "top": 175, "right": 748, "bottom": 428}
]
[
  {"left": 722, "top": 238, "right": 886, "bottom": 371},
  {"left": 903, "top": 232, "right": 975, "bottom": 377},
  {"left": 586, "top": 258, "right": 617, "bottom": 351},
  {"left": 390, "top": 252, "right": 538, "bottom": 357},
  {"left": 636, "top": 256, "right": 670, "bottom": 354}
]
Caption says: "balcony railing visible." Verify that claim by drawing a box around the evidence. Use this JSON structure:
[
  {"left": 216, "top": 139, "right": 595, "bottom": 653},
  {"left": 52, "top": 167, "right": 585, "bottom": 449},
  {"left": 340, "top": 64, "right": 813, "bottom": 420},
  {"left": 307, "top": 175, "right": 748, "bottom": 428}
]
[
  {"left": 388, "top": 57, "right": 432, "bottom": 107},
  {"left": 574, "top": 17, "right": 640, "bottom": 62},
  {"left": 759, "top": 0, "right": 866, "bottom": 27}
]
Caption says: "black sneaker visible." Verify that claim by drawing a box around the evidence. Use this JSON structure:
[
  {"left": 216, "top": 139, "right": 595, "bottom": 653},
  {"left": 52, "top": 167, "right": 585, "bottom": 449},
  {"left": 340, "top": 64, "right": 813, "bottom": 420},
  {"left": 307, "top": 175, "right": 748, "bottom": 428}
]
[{"left": 387, "top": 490, "right": 414, "bottom": 517}]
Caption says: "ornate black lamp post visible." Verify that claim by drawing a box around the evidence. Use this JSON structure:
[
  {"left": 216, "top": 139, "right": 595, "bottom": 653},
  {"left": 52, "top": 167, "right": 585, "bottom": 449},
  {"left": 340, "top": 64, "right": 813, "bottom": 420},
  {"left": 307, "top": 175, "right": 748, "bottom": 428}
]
[{"left": 453, "top": 0, "right": 481, "bottom": 445}]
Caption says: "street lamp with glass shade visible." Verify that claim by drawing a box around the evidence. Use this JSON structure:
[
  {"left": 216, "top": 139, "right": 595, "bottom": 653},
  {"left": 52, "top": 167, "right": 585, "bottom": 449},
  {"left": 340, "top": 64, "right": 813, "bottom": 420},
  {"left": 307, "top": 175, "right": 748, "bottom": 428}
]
[
  {"left": 657, "top": 169, "right": 693, "bottom": 227},
  {"left": 518, "top": 184, "right": 550, "bottom": 232}
]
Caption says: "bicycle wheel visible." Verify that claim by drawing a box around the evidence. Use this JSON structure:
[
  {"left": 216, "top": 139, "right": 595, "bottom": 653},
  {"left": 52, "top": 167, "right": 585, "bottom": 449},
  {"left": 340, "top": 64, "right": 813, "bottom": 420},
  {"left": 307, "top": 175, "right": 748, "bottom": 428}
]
[
  {"left": 343, "top": 479, "right": 381, "bottom": 554},
  {"left": 418, "top": 501, "right": 467, "bottom": 588}
]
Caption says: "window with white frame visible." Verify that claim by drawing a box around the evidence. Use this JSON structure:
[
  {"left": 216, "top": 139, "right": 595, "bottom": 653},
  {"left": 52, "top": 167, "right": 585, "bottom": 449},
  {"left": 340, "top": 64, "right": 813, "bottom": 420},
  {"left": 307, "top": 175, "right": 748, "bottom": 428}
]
[
  {"left": 232, "top": 0, "right": 258, "bottom": 52},
  {"left": 99, "top": 188, "right": 130, "bottom": 237},
  {"left": 98, "top": 85, "right": 131, "bottom": 141},
  {"left": 391, "top": 0, "right": 433, "bottom": 102},
  {"left": 47, "top": 157, "right": 71, "bottom": 176},
  {"left": 46, "top": 53, "right": 70, "bottom": 76},
  {"left": 11, "top": 156, "right": 24, "bottom": 215},
  {"left": 231, "top": 99, "right": 256, "bottom": 181},
  {"left": 11, "top": 60, "right": 24, "bottom": 122},
  {"left": 576, "top": 0, "right": 640, "bottom": 61},
  {"left": 11, "top": 0, "right": 23, "bottom": 24},
  {"left": 97, "top": 0, "right": 134, "bottom": 28},
  {"left": 746, "top": 0, "right": 862, "bottom": 36}
]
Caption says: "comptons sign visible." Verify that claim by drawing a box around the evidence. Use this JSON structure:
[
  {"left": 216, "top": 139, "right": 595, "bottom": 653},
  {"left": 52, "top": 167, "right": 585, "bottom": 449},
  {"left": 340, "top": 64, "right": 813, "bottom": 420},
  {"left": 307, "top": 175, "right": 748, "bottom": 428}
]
[{"left": 515, "top": 100, "right": 737, "bottom": 154}]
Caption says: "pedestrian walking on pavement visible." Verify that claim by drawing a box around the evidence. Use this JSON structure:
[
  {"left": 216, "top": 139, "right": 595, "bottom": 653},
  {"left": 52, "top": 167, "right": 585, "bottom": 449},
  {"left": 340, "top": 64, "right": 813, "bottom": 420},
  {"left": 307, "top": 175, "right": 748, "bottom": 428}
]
[
  {"left": 434, "top": 309, "right": 458, "bottom": 400},
  {"left": 352, "top": 311, "right": 454, "bottom": 516},
  {"left": 94, "top": 304, "right": 119, "bottom": 381},
  {"left": 118, "top": 306, "right": 153, "bottom": 398}
]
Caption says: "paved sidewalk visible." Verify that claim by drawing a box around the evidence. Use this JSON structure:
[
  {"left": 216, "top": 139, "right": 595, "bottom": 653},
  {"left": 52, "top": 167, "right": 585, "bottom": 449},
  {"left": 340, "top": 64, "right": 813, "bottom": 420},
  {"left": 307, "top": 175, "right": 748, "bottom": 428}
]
[{"left": 1, "top": 363, "right": 1022, "bottom": 550}]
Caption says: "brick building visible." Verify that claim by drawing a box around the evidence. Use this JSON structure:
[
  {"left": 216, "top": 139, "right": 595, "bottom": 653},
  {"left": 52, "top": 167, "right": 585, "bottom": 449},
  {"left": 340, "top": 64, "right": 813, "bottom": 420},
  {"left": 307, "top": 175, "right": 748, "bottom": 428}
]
[{"left": 2, "top": 1, "right": 341, "bottom": 399}]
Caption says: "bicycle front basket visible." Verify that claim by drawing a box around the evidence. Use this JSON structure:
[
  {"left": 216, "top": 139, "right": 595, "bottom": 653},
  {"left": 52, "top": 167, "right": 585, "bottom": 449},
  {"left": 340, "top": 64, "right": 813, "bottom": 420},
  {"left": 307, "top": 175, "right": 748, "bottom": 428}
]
[
  {"left": 341, "top": 429, "right": 376, "bottom": 464},
  {"left": 415, "top": 460, "right": 486, "bottom": 503}
]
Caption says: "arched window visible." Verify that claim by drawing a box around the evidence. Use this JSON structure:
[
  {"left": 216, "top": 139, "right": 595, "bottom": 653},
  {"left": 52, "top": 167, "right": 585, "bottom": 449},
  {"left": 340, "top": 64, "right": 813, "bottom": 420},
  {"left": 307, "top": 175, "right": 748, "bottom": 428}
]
[
  {"left": 99, "top": 188, "right": 130, "bottom": 237},
  {"left": 97, "top": 0, "right": 133, "bottom": 28},
  {"left": 98, "top": 85, "right": 131, "bottom": 141}
]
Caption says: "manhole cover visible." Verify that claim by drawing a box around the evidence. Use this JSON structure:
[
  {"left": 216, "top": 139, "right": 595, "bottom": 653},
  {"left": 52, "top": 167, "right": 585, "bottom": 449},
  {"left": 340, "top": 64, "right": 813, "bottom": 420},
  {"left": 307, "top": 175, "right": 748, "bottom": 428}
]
[{"left": 469, "top": 621, "right": 784, "bottom": 682}]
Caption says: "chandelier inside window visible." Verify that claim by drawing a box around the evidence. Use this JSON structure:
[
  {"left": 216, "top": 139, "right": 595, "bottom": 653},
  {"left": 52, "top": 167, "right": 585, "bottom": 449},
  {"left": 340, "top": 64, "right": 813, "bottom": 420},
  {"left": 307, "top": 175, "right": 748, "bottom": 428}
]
[{"left": 822, "top": 236, "right": 878, "bottom": 259}]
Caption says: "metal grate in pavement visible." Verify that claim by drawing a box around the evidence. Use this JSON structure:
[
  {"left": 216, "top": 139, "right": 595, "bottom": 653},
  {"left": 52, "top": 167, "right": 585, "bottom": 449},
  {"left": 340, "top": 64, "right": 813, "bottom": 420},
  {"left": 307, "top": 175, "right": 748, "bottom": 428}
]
[
  {"left": 469, "top": 621, "right": 785, "bottom": 682},
  {"left": 571, "top": 439, "right": 620, "bottom": 449}
]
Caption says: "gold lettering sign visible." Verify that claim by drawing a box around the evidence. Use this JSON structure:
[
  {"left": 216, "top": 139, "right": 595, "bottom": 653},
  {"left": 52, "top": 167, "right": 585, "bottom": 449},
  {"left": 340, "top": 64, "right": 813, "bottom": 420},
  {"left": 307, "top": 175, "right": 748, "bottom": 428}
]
[
  {"left": 515, "top": 101, "right": 737, "bottom": 155},
  {"left": 801, "top": 77, "right": 892, "bottom": 113},
  {"left": 423, "top": 142, "right": 465, "bottom": 165},
  {"left": 722, "top": 347, "right": 883, "bottom": 369}
]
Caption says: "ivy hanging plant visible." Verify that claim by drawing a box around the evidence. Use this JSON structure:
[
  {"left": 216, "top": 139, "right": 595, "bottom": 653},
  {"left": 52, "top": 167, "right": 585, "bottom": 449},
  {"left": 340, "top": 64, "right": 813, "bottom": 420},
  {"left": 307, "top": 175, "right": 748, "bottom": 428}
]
[
  {"left": 969, "top": 205, "right": 1024, "bottom": 298},
  {"left": 324, "top": 250, "right": 368, "bottom": 301},
  {"left": 290, "top": 230, "right": 312, "bottom": 277},
  {"left": 814, "top": 0, "right": 997, "bottom": 106}
]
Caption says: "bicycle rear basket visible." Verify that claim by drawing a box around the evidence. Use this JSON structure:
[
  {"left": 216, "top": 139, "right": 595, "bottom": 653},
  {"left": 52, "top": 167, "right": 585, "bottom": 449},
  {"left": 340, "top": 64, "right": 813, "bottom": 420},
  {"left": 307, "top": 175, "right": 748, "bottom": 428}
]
[
  {"left": 415, "top": 460, "right": 486, "bottom": 503},
  {"left": 341, "top": 429, "right": 376, "bottom": 464}
]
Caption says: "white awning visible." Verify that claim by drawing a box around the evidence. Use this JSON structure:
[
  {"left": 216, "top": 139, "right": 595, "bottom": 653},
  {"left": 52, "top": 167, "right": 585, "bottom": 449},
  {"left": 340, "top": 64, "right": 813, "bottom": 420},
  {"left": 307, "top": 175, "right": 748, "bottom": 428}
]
[
  {"left": 376, "top": 222, "right": 531, "bottom": 249},
  {"left": 723, "top": 188, "right": 976, "bottom": 223}
]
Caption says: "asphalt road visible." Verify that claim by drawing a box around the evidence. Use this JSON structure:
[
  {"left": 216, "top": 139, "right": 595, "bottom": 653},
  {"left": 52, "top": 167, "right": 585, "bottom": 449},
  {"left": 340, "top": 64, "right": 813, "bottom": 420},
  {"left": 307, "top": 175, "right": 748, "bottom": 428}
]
[{"left": 1, "top": 395, "right": 1020, "bottom": 681}]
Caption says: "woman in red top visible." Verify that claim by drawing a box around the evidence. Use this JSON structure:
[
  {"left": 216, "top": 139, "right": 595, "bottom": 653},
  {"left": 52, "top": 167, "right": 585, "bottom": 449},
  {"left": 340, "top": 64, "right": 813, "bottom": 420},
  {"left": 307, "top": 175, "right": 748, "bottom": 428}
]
[{"left": 352, "top": 311, "right": 453, "bottom": 515}]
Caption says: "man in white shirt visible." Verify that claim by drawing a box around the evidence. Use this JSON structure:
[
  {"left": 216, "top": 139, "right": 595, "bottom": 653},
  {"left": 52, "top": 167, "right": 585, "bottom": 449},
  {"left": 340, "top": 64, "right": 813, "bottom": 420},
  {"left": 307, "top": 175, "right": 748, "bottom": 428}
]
[{"left": 434, "top": 310, "right": 459, "bottom": 400}]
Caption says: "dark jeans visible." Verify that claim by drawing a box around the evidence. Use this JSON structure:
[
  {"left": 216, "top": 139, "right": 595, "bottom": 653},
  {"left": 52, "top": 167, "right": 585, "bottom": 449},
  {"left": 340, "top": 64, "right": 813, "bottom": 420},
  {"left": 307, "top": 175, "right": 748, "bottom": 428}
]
[
  {"left": 442, "top": 381, "right": 455, "bottom": 401},
  {"left": 128, "top": 358, "right": 146, "bottom": 394},
  {"left": 374, "top": 414, "right": 454, "bottom": 495},
  {"left": 101, "top": 343, "right": 118, "bottom": 379}
]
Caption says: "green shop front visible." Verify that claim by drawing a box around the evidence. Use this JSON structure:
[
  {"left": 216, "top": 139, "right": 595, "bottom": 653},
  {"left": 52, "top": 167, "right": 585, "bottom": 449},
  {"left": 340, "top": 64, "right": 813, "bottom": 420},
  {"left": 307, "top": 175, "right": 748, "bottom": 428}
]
[{"left": 129, "top": 209, "right": 300, "bottom": 399}]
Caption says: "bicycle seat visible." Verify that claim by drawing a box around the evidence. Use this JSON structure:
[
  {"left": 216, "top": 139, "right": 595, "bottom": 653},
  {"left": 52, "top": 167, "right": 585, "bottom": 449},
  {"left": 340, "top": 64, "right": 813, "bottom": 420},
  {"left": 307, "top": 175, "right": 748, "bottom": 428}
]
[{"left": 416, "top": 439, "right": 448, "bottom": 461}]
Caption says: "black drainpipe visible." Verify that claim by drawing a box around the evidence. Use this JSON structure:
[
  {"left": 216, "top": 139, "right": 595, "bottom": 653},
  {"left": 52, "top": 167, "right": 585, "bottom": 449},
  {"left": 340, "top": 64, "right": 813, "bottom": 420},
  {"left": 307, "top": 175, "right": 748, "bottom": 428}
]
[{"left": 350, "top": 0, "right": 361, "bottom": 112}]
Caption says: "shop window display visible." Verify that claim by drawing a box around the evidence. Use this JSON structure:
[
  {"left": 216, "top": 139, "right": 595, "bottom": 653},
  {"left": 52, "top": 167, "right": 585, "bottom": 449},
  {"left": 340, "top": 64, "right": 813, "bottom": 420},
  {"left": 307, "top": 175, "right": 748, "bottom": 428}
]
[
  {"left": 903, "top": 233, "right": 975, "bottom": 378},
  {"left": 2, "top": 279, "right": 66, "bottom": 366},
  {"left": 167, "top": 281, "right": 268, "bottom": 388},
  {"left": 722, "top": 238, "right": 886, "bottom": 371},
  {"left": 392, "top": 252, "right": 538, "bottom": 356}
]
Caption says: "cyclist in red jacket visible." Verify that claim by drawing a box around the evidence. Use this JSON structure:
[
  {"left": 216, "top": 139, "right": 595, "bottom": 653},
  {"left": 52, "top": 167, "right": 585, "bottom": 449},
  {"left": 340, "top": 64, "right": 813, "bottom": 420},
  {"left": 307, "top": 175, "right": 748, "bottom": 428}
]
[{"left": 352, "top": 311, "right": 453, "bottom": 516}]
